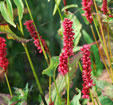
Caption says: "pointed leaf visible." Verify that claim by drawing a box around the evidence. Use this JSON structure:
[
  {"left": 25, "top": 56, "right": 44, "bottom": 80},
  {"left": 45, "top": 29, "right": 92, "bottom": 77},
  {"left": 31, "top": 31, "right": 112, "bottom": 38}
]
[
  {"left": 61, "top": 4, "right": 78, "bottom": 12},
  {"left": 6, "top": 0, "right": 13, "bottom": 21},
  {"left": 0, "top": 2, "right": 16, "bottom": 27},
  {"left": 42, "top": 56, "right": 59, "bottom": 77},
  {"left": 45, "top": 53, "right": 82, "bottom": 105},
  {"left": 13, "top": 0, "right": 24, "bottom": 20},
  {"left": 53, "top": 0, "right": 61, "bottom": 15},
  {"left": 0, "top": 24, "right": 30, "bottom": 43},
  {"left": 79, "top": 8, "right": 89, "bottom": 25}
]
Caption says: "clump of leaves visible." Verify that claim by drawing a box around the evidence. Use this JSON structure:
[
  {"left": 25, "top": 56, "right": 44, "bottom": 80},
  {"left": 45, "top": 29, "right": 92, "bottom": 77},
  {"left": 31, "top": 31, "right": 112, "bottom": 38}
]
[{"left": 8, "top": 83, "right": 29, "bottom": 105}]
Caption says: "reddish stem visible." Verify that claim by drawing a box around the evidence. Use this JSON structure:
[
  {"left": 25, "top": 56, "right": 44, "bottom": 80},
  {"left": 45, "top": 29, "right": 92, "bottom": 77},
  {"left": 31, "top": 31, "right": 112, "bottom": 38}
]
[
  {"left": 63, "top": 0, "right": 68, "bottom": 13},
  {"left": 63, "top": 0, "right": 67, "bottom": 6}
]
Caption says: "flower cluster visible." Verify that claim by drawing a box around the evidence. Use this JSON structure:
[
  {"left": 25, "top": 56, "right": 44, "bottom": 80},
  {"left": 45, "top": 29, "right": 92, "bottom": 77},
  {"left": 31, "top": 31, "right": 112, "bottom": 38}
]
[
  {"left": 81, "top": 44, "right": 95, "bottom": 99},
  {"left": 101, "top": 0, "right": 108, "bottom": 14},
  {"left": 24, "top": 20, "right": 48, "bottom": 53},
  {"left": 82, "top": 0, "right": 93, "bottom": 23},
  {"left": 58, "top": 18, "right": 75, "bottom": 75},
  {"left": 0, "top": 37, "right": 9, "bottom": 71}
]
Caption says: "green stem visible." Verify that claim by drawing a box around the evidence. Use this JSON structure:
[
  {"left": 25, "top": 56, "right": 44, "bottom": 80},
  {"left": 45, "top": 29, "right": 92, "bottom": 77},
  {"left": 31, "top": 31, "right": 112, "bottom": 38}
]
[
  {"left": 49, "top": 77, "right": 51, "bottom": 101},
  {"left": 19, "top": 18, "right": 47, "bottom": 105},
  {"left": 90, "top": 90, "right": 95, "bottom": 105},
  {"left": 25, "top": 0, "right": 49, "bottom": 65},
  {"left": 53, "top": 75, "right": 62, "bottom": 105},
  {"left": 67, "top": 73, "right": 70, "bottom": 105},
  {"left": 25, "top": 1, "right": 52, "bottom": 102},
  {"left": 23, "top": 44, "right": 43, "bottom": 95},
  {"left": 93, "top": 0, "right": 113, "bottom": 77},
  {"left": 54, "top": 0, "right": 63, "bottom": 21},
  {"left": 5, "top": 73, "right": 13, "bottom": 97},
  {"left": 90, "top": 25, "right": 113, "bottom": 82},
  {"left": 79, "top": 61, "right": 82, "bottom": 72}
]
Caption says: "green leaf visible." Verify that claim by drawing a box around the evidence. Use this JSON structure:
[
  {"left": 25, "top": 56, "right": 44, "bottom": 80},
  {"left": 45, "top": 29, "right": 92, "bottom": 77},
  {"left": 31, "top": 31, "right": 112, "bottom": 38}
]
[
  {"left": 42, "top": 56, "right": 59, "bottom": 77},
  {"left": 45, "top": 53, "right": 82, "bottom": 105},
  {"left": 53, "top": 0, "right": 61, "bottom": 15},
  {"left": 13, "top": 0, "right": 24, "bottom": 20},
  {"left": 95, "top": 79, "right": 113, "bottom": 99},
  {"left": 0, "top": 24, "right": 29, "bottom": 43},
  {"left": 99, "top": 96, "right": 113, "bottom": 105},
  {"left": 73, "top": 46, "right": 82, "bottom": 52},
  {"left": 79, "top": 8, "right": 89, "bottom": 25},
  {"left": 61, "top": 4, "right": 78, "bottom": 12},
  {"left": 82, "top": 30, "right": 103, "bottom": 76},
  {"left": 58, "top": 11, "right": 82, "bottom": 48},
  {"left": 6, "top": 0, "right": 13, "bottom": 21},
  {"left": 70, "top": 89, "right": 81, "bottom": 105},
  {"left": 0, "top": 2, "right": 16, "bottom": 27}
]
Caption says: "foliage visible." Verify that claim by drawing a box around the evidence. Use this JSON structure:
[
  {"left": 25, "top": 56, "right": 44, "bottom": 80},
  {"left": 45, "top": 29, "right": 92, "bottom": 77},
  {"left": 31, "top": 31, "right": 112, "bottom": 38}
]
[{"left": 0, "top": 0, "right": 113, "bottom": 105}]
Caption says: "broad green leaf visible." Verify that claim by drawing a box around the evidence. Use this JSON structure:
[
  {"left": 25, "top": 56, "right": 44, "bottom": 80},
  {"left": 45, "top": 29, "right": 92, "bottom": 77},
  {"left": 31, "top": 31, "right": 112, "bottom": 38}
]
[
  {"left": 45, "top": 53, "right": 82, "bottom": 105},
  {"left": 0, "top": 2, "right": 16, "bottom": 27},
  {"left": 42, "top": 56, "right": 59, "bottom": 77},
  {"left": 53, "top": 0, "right": 61, "bottom": 15},
  {"left": 6, "top": 0, "right": 13, "bottom": 21},
  {"left": 70, "top": 89, "right": 81, "bottom": 105},
  {"left": 61, "top": 4, "right": 78, "bottom": 12},
  {"left": 13, "top": 0, "right": 24, "bottom": 20},
  {"left": 82, "top": 30, "right": 103, "bottom": 77},
  {"left": 0, "top": 24, "right": 29, "bottom": 43}
]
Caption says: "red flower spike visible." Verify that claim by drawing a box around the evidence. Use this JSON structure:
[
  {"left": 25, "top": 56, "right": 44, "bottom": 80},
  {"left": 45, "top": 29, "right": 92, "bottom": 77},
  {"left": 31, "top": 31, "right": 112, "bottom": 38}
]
[
  {"left": 24, "top": 20, "right": 48, "bottom": 54},
  {"left": 0, "top": 37, "right": 9, "bottom": 71},
  {"left": 82, "top": 0, "right": 93, "bottom": 23},
  {"left": 101, "top": 0, "right": 108, "bottom": 14},
  {"left": 81, "top": 44, "right": 95, "bottom": 99},
  {"left": 58, "top": 18, "right": 75, "bottom": 75}
]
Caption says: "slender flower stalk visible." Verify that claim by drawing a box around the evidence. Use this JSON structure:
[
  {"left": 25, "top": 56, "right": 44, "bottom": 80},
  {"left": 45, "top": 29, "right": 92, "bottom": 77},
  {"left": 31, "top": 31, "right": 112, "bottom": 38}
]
[
  {"left": 101, "top": 0, "right": 108, "bottom": 14},
  {"left": 82, "top": 0, "right": 93, "bottom": 23},
  {"left": 24, "top": 20, "right": 49, "bottom": 54},
  {"left": 0, "top": 37, "right": 12, "bottom": 96},
  {"left": 58, "top": 18, "right": 75, "bottom": 105},
  {"left": 81, "top": 44, "right": 95, "bottom": 99}
]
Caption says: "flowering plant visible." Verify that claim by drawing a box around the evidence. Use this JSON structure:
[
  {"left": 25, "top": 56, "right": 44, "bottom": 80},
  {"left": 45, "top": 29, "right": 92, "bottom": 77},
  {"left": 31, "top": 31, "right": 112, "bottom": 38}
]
[{"left": 0, "top": 0, "right": 113, "bottom": 105}]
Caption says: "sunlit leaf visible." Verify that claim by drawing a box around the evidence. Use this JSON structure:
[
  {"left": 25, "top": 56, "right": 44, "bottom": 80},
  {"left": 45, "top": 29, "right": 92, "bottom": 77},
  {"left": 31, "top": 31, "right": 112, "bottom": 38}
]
[
  {"left": 45, "top": 53, "right": 82, "bottom": 105},
  {"left": 13, "top": 0, "right": 24, "bottom": 20},
  {"left": 70, "top": 89, "right": 81, "bottom": 105},
  {"left": 0, "top": 1, "right": 16, "bottom": 27},
  {"left": 42, "top": 56, "right": 59, "bottom": 77},
  {"left": 79, "top": 8, "right": 89, "bottom": 25},
  {"left": 61, "top": 4, "right": 78, "bottom": 12},
  {"left": 6, "top": 0, "right": 13, "bottom": 21},
  {"left": 53, "top": 0, "right": 61, "bottom": 15},
  {"left": 0, "top": 24, "right": 29, "bottom": 43}
]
